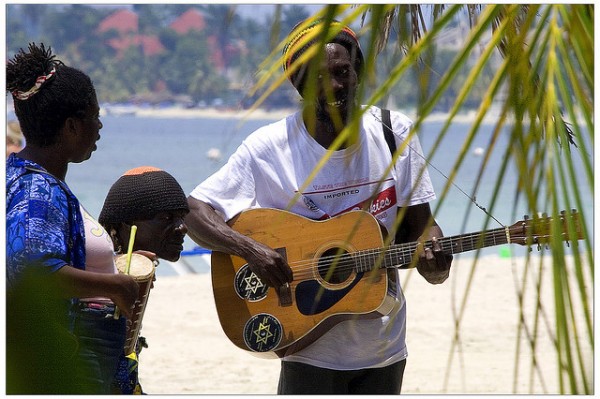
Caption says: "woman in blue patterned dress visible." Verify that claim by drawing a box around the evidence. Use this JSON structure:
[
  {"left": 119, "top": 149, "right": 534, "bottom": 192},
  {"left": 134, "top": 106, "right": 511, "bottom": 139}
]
[{"left": 6, "top": 43, "right": 139, "bottom": 394}]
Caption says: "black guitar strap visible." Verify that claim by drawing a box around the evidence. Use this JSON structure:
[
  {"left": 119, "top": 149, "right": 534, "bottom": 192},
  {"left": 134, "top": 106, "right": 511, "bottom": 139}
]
[
  {"left": 381, "top": 109, "right": 402, "bottom": 248},
  {"left": 381, "top": 108, "right": 396, "bottom": 156},
  {"left": 381, "top": 109, "right": 396, "bottom": 157}
]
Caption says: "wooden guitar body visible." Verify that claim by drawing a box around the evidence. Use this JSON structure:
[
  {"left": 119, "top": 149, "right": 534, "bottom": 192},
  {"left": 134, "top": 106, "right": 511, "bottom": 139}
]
[{"left": 211, "top": 208, "right": 399, "bottom": 358}]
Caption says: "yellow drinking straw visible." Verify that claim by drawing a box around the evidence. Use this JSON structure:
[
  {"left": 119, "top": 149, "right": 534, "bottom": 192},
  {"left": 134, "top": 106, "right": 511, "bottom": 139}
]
[{"left": 113, "top": 225, "right": 138, "bottom": 320}]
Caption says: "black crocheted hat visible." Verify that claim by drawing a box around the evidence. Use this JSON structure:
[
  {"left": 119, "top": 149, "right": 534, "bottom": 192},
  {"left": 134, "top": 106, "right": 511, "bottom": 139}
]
[
  {"left": 99, "top": 166, "right": 189, "bottom": 225},
  {"left": 282, "top": 18, "right": 364, "bottom": 95}
]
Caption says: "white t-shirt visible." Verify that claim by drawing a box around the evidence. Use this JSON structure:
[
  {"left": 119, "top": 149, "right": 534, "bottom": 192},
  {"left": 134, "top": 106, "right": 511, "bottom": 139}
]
[{"left": 190, "top": 106, "right": 435, "bottom": 370}]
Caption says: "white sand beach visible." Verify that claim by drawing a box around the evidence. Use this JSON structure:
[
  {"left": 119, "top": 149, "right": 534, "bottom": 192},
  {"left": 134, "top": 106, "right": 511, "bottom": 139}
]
[{"left": 136, "top": 253, "right": 591, "bottom": 395}]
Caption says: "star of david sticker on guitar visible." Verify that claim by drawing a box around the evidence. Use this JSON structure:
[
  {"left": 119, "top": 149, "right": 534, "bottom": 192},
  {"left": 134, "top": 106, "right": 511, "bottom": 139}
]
[
  {"left": 243, "top": 313, "right": 283, "bottom": 352},
  {"left": 234, "top": 265, "right": 269, "bottom": 301}
]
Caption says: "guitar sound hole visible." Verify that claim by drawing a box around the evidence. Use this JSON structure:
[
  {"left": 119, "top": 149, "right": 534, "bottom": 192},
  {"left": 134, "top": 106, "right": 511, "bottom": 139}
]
[{"left": 317, "top": 248, "right": 352, "bottom": 284}]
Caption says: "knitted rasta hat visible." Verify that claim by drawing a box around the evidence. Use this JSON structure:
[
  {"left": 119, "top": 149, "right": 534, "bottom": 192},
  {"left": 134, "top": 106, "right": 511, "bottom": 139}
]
[
  {"left": 282, "top": 19, "right": 364, "bottom": 95},
  {"left": 99, "top": 166, "right": 189, "bottom": 225}
]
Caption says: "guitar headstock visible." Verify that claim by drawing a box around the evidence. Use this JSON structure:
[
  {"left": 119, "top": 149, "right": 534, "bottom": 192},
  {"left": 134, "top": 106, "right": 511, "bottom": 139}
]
[{"left": 508, "top": 209, "right": 584, "bottom": 247}]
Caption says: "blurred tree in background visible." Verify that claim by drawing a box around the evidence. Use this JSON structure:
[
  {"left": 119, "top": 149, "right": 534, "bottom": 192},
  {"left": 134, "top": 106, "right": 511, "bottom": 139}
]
[{"left": 6, "top": 4, "right": 500, "bottom": 111}]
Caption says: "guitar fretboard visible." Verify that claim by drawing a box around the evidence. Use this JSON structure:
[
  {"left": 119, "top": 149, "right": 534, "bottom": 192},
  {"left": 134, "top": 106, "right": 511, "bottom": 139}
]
[{"left": 354, "top": 227, "right": 510, "bottom": 271}]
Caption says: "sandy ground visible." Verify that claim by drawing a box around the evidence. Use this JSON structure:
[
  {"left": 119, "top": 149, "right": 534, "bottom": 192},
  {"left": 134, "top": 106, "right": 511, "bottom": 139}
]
[{"left": 137, "top": 254, "right": 592, "bottom": 395}]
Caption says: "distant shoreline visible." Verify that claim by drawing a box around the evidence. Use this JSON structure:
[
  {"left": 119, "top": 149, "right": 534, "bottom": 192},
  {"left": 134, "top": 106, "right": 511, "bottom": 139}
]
[
  {"left": 102, "top": 104, "right": 503, "bottom": 124},
  {"left": 133, "top": 106, "right": 293, "bottom": 121}
]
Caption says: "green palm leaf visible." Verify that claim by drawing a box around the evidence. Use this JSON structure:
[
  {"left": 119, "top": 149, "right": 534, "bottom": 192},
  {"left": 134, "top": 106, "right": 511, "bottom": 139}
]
[{"left": 254, "top": 4, "right": 593, "bottom": 393}]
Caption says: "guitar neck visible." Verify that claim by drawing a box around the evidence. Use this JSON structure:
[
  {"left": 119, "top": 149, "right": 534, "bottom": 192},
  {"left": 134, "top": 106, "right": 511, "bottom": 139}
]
[{"left": 355, "top": 226, "right": 510, "bottom": 271}]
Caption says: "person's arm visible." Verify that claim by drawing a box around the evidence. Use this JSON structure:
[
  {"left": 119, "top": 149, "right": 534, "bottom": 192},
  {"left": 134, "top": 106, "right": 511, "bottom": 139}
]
[
  {"left": 185, "top": 197, "right": 293, "bottom": 287},
  {"left": 7, "top": 178, "right": 140, "bottom": 317},
  {"left": 53, "top": 267, "right": 139, "bottom": 318},
  {"left": 396, "top": 202, "right": 452, "bottom": 284}
]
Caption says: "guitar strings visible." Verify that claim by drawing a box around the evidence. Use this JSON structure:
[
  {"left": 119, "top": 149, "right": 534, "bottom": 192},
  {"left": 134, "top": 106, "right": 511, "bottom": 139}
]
[
  {"left": 287, "top": 214, "right": 565, "bottom": 281},
  {"left": 285, "top": 228, "right": 510, "bottom": 281}
]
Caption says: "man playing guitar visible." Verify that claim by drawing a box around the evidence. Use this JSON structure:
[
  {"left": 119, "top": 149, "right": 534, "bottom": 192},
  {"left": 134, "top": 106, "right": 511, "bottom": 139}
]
[{"left": 185, "top": 18, "right": 452, "bottom": 395}]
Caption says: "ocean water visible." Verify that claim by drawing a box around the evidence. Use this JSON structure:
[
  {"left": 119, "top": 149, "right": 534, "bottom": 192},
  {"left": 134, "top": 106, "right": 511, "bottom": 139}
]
[{"left": 67, "top": 113, "right": 593, "bottom": 276}]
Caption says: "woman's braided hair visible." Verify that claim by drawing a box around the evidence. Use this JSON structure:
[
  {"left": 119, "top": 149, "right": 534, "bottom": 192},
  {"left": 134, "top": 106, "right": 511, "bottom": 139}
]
[{"left": 6, "top": 43, "right": 96, "bottom": 147}]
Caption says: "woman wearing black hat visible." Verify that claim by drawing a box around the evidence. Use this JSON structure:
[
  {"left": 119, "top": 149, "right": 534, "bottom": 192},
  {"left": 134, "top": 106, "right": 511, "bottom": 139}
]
[{"left": 99, "top": 166, "right": 190, "bottom": 394}]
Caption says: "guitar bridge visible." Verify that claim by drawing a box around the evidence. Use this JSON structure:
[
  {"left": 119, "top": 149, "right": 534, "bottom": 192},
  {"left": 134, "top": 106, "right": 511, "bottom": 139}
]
[
  {"left": 277, "top": 283, "right": 292, "bottom": 307},
  {"left": 274, "top": 247, "right": 292, "bottom": 307}
]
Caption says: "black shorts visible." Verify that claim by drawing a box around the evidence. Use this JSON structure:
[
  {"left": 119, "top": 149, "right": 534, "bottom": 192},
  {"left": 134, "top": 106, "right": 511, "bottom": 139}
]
[{"left": 277, "top": 359, "right": 407, "bottom": 394}]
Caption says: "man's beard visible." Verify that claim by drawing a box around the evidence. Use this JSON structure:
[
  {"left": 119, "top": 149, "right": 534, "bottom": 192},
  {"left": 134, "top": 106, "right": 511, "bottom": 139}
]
[{"left": 315, "top": 94, "right": 356, "bottom": 134}]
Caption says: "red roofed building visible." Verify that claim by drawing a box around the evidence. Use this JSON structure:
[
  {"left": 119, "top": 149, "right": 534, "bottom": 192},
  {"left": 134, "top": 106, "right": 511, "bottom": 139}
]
[
  {"left": 169, "top": 8, "right": 206, "bottom": 34},
  {"left": 170, "top": 9, "right": 231, "bottom": 72},
  {"left": 97, "top": 9, "right": 164, "bottom": 58},
  {"left": 206, "top": 36, "right": 225, "bottom": 71},
  {"left": 136, "top": 36, "right": 165, "bottom": 56},
  {"left": 97, "top": 9, "right": 138, "bottom": 35},
  {"left": 107, "top": 35, "right": 165, "bottom": 58}
]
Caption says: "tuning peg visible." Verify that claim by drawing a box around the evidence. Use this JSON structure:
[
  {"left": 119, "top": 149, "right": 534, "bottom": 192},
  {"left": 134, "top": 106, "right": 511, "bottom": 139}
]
[{"left": 523, "top": 214, "right": 529, "bottom": 220}]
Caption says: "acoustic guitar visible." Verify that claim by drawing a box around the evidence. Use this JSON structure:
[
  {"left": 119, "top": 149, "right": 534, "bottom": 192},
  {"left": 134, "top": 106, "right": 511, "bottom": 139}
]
[{"left": 211, "top": 208, "right": 582, "bottom": 358}]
